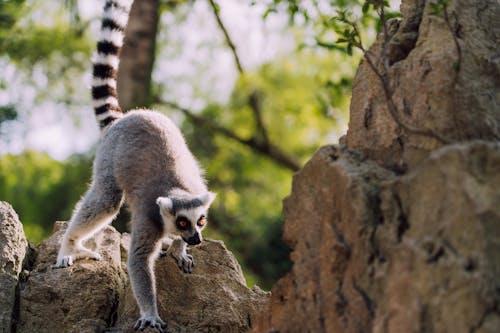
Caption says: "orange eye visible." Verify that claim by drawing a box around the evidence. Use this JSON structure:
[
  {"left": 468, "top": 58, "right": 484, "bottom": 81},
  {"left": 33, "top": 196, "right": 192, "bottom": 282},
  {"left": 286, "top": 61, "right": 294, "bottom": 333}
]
[
  {"left": 179, "top": 220, "right": 187, "bottom": 228},
  {"left": 198, "top": 218, "right": 206, "bottom": 226}
]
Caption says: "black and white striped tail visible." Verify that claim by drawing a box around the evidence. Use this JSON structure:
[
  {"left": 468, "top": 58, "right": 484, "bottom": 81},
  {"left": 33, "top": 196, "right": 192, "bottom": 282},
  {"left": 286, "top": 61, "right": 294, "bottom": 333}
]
[{"left": 92, "top": 0, "right": 134, "bottom": 130}]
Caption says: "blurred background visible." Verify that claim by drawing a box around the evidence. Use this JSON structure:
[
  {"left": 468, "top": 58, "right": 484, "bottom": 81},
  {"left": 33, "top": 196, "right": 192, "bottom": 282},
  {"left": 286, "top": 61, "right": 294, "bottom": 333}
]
[{"left": 0, "top": 0, "right": 398, "bottom": 289}]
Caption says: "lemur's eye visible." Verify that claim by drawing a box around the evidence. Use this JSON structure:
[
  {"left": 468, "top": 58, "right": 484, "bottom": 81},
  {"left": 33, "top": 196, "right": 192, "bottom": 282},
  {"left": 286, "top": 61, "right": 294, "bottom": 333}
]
[
  {"left": 197, "top": 216, "right": 206, "bottom": 227},
  {"left": 176, "top": 217, "right": 190, "bottom": 230}
]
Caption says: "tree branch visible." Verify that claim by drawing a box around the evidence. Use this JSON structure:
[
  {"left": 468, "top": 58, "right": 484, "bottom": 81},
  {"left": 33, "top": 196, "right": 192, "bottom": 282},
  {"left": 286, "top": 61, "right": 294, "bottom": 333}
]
[
  {"left": 162, "top": 100, "right": 301, "bottom": 171},
  {"left": 208, "top": 0, "right": 244, "bottom": 74},
  {"left": 207, "top": 0, "right": 270, "bottom": 145}
]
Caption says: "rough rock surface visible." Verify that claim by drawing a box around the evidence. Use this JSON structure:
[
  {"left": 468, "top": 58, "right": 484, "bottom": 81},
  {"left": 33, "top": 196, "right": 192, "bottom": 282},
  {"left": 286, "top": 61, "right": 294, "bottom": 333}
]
[
  {"left": 13, "top": 222, "right": 266, "bottom": 333},
  {"left": 115, "top": 238, "right": 268, "bottom": 333},
  {"left": 252, "top": 142, "right": 500, "bottom": 333},
  {"left": 17, "top": 222, "right": 127, "bottom": 333},
  {"left": 346, "top": 0, "right": 500, "bottom": 169},
  {"left": 0, "top": 202, "right": 27, "bottom": 333}
]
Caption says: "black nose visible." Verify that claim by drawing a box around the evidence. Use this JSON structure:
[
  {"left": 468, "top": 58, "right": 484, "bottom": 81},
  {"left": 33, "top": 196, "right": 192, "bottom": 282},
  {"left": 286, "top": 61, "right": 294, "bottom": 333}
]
[{"left": 186, "top": 233, "right": 201, "bottom": 246}]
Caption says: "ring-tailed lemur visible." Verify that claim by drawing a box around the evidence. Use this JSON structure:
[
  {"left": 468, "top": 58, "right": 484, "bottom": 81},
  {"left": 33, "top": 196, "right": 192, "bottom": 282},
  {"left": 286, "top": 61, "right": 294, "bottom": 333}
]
[{"left": 53, "top": 1, "right": 216, "bottom": 332}]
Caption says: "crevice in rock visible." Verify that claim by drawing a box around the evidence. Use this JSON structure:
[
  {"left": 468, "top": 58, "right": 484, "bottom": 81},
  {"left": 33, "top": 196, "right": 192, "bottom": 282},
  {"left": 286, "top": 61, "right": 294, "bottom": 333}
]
[
  {"left": 426, "top": 245, "right": 445, "bottom": 264},
  {"left": 335, "top": 282, "right": 349, "bottom": 316},
  {"left": 469, "top": 307, "right": 500, "bottom": 333},
  {"left": 106, "top": 292, "right": 120, "bottom": 328},
  {"left": 11, "top": 282, "right": 20, "bottom": 333},
  {"left": 352, "top": 278, "right": 375, "bottom": 318},
  {"left": 418, "top": 303, "right": 433, "bottom": 333},
  {"left": 393, "top": 194, "right": 409, "bottom": 242},
  {"left": 11, "top": 242, "right": 37, "bottom": 333}
]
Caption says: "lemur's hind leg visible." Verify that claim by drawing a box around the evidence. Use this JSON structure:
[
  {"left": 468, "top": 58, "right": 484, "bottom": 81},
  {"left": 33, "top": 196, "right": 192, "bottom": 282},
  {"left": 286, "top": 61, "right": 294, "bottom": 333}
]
[
  {"left": 128, "top": 220, "right": 166, "bottom": 332},
  {"left": 54, "top": 179, "right": 123, "bottom": 268}
]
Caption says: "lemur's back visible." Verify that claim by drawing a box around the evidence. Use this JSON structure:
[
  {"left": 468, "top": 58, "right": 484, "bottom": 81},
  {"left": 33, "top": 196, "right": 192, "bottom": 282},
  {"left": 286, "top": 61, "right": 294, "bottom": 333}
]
[{"left": 95, "top": 110, "right": 207, "bottom": 205}]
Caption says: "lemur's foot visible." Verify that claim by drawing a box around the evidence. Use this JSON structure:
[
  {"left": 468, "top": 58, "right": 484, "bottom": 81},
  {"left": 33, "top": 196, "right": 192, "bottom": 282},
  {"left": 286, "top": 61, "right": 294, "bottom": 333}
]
[
  {"left": 134, "top": 316, "right": 166, "bottom": 332},
  {"left": 172, "top": 252, "right": 194, "bottom": 273},
  {"left": 52, "top": 249, "right": 101, "bottom": 269}
]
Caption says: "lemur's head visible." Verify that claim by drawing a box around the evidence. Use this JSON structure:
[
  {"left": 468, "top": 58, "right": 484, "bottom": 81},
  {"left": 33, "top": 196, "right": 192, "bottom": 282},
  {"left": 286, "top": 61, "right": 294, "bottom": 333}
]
[{"left": 156, "top": 192, "right": 216, "bottom": 246}]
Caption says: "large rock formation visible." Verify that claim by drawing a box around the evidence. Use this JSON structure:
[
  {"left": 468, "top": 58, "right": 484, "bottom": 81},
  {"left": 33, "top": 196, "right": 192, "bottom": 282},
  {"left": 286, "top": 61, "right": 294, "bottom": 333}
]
[
  {"left": 0, "top": 214, "right": 267, "bottom": 333},
  {"left": 0, "top": 202, "right": 27, "bottom": 333},
  {"left": 252, "top": 142, "right": 500, "bottom": 333},
  {"left": 346, "top": 0, "right": 500, "bottom": 169},
  {"left": 252, "top": 0, "right": 500, "bottom": 331}
]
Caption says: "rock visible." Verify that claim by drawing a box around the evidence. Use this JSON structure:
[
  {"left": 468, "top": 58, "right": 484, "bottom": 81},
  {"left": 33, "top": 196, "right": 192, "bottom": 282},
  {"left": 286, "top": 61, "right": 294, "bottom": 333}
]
[
  {"left": 251, "top": 145, "right": 395, "bottom": 333},
  {"left": 13, "top": 221, "right": 267, "bottom": 333},
  {"left": 374, "top": 141, "right": 500, "bottom": 333},
  {"left": 114, "top": 239, "right": 268, "bottom": 333},
  {"left": 0, "top": 201, "right": 27, "bottom": 333},
  {"left": 17, "top": 222, "right": 127, "bottom": 333},
  {"left": 252, "top": 142, "right": 500, "bottom": 332},
  {"left": 346, "top": 0, "right": 500, "bottom": 169}
]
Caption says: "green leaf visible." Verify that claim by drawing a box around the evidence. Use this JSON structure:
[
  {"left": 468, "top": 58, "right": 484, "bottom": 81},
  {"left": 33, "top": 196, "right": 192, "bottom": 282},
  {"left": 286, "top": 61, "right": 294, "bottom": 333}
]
[
  {"left": 362, "top": 2, "right": 370, "bottom": 14},
  {"left": 347, "top": 43, "right": 353, "bottom": 55}
]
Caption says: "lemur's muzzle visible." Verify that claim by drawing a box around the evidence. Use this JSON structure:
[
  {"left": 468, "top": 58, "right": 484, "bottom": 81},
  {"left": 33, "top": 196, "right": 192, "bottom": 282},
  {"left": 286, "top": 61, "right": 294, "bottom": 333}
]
[{"left": 184, "top": 233, "right": 201, "bottom": 246}]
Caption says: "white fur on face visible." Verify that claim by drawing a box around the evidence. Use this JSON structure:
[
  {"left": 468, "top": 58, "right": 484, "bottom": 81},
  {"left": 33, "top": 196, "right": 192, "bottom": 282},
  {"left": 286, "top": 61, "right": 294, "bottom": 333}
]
[{"left": 156, "top": 193, "right": 214, "bottom": 240}]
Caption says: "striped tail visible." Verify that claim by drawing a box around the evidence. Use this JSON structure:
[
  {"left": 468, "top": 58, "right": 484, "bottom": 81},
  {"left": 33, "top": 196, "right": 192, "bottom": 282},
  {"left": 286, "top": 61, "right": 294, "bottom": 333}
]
[{"left": 92, "top": 0, "right": 134, "bottom": 130}]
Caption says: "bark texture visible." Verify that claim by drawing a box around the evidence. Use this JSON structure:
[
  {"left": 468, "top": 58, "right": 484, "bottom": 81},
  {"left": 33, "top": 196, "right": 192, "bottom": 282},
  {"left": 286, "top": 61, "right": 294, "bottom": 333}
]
[{"left": 117, "top": 0, "right": 159, "bottom": 111}]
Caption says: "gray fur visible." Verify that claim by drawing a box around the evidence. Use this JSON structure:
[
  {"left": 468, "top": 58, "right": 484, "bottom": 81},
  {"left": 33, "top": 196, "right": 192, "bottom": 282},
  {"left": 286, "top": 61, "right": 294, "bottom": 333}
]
[
  {"left": 53, "top": 0, "right": 216, "bottom": 331},
  {"left": 54, "top": 110, "right": 216, "bottom": 333}
]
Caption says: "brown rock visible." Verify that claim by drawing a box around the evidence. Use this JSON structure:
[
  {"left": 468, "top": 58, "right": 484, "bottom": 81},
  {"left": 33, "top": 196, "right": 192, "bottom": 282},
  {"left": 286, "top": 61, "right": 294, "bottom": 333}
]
[
  {"left": 115, "top": 239, "right": 268, "bottom": 333},
  {"left": 346, "top": 0, "right": 500, "bottom": 169},
  {"left": 0, "top": 201, "right": 28, "bottom": 333},
  {"left": 374, "top": 141, "right": 500, "bottom": 333},
  {"left": 252, "top": 145, "right": 395, "bottom": 333},
  {"left": 17, "top": 223, "right": 127, "bottom": 333},
  {"left": 252, "top": 142, "right": 500, "bottom": 333},
  {"left": 13, "top": 221, "right": 267, "bottom": 333}
]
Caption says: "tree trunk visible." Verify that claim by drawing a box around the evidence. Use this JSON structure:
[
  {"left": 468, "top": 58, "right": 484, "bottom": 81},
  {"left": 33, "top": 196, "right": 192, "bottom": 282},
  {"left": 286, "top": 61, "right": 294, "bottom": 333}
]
[{"left": 117, "top": 0, "right": 159, "bottom": 111}]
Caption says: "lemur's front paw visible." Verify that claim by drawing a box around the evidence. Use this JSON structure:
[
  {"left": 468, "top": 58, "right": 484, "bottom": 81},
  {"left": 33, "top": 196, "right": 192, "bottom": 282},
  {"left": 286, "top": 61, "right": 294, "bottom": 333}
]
[
  {"left": 53, "top": 255, "right": 75, "bottom": 268},
  {"left": 172, "top": 252, "right": 194, "bottom": 274},
  {"left": 52, "top": 250, "right": 102, "bottom": 269},
  {"left": 134, "top": 316, "right": 166, "bottom": 332}
]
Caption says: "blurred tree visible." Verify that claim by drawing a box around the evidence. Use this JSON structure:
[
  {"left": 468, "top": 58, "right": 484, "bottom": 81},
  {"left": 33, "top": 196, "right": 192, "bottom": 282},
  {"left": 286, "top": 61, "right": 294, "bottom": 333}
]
[
  {"left": 118, "top": 0, "right": 160, "bottom": 111},
  {"left": 0, "top": 151, "right": 92, "bottom": 242}
]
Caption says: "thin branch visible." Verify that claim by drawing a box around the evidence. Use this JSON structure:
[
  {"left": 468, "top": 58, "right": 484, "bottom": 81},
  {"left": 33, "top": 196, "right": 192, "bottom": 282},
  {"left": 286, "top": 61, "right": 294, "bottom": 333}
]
[
  {"left": 208, "top": 0, "right": 244, "bottom": 74},
  {"left": 207, "top": 0, "right": 270, "bottom": 144},
  {"left": 162, "top": 100, "right": 301, "bottom": 171},
  {"left": 248, "top": 91, "right": 270, "bottom": 144}
]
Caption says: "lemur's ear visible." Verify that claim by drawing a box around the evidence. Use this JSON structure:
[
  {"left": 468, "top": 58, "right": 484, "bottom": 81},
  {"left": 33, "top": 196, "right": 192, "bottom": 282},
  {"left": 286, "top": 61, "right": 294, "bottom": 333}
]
[
  {"left": 199, "top": 192, "right": 217, "bottom": 207},
  {"left": 156, "top": 197, "right": 174, "bottom": 215}
]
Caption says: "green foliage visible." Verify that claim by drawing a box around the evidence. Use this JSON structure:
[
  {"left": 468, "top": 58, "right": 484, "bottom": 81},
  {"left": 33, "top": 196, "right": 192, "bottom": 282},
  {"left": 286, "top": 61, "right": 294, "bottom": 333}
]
[
  {"left": 259, "top": 0, "right": 400, "bottom": 55},
  {"left": 429, "top": 0, "right": 450, "bottom": 15},
  {"left": 0, "top": 151, "right": 92, "bottom": 242},
  {"left": 2, "top": 24, "right": 91, "bottom": 66},
  {"left": 0, "top": 104, "right": 17, "bottom": 123},
  {"left": 0, "top": 1, "right": 92, "bottom": 82},
  {"left": 0, "top": 0, "right": 26, "bottom": 32}
]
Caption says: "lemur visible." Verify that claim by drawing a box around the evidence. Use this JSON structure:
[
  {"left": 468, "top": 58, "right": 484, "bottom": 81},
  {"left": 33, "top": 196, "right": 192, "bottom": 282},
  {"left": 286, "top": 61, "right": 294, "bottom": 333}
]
[{"left": 52, "top": 0, "right": 216, "bottom": 332}]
